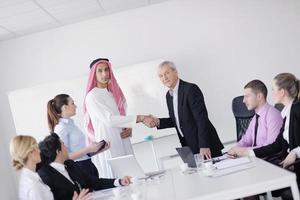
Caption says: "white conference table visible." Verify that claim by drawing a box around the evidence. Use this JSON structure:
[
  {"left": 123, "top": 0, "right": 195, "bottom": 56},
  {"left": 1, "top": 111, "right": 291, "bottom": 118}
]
[{"left": 93, "top": 158, "right": 300, "bottom": 200}]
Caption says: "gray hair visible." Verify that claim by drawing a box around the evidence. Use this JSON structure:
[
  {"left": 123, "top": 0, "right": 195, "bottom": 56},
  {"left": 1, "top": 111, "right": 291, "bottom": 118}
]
[{"left": 158, "top": 60, "right": 177, "bottom": 72}]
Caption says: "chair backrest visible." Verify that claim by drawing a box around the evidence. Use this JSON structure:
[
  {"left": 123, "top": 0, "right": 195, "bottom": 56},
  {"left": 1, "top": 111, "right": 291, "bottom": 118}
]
[{"left": 232, "top": 96, "right": 255, "bottom": 141}]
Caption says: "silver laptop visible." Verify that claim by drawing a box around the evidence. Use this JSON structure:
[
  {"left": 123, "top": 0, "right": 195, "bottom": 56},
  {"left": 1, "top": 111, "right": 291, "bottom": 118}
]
[
  {"left": 107, "top": 154, "right": 165, "bottom": 179},
  {"left": 176, "top": 146, "right": 197, "bottom": 168}
]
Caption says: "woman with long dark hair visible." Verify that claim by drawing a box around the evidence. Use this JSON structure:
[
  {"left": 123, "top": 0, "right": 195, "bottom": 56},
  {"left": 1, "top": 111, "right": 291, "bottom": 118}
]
[{"left": 47, "top": 94, "right": 109, "bottom": 178}]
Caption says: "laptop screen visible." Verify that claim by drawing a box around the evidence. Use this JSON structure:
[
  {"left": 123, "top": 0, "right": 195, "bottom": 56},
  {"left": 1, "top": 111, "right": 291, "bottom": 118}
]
[
  {"left": 107, "top": 154, "right": 146, "bottom": 178},
  {"left": 176, "top": 146, "right": 196, "bottom": 168}
]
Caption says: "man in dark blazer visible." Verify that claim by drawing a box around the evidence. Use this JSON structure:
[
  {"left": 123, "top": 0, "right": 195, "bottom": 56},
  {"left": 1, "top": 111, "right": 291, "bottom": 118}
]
[
  {"left": 37, "top": 133, "right": 131, "bottom": 200},
  {"left": 146, "top": 61, "right": 223, "bottom": 159}
]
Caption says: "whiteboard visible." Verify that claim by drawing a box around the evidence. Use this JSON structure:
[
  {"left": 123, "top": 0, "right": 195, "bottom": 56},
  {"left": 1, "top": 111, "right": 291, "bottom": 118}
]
[{"left": 8, "top": 59, "right": 176, "bottom": 143}]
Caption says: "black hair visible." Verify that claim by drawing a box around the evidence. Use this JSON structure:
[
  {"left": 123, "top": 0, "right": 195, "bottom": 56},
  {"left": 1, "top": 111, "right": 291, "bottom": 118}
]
[{"left": 39, "top": 133, "right": 62, "bottom": 165}]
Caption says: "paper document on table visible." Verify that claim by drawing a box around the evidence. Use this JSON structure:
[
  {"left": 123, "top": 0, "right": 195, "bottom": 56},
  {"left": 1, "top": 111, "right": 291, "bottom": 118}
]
[
  {"left": 214, "top": 157, "right": 251, "bottom": 170},
  {"left": 92, "top": 188, "right": 114, "bottom": 199},
  {"left": 210, "top": 163, "right": 255, "bottom": 177}
]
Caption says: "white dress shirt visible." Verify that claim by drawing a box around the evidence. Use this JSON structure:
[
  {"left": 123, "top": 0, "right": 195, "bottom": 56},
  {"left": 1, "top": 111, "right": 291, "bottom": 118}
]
[
  {"left": 281, "top": 101, "right": 292, "bottom": 143},
  {"left": 50, "top": 162, "right": 121, "bottom": 187},
  {"left": 169, "top": 79, "right": 184, "bottom": 137},
  {"left": 19, "top": 167, "right": 53, "bottom": 200}
]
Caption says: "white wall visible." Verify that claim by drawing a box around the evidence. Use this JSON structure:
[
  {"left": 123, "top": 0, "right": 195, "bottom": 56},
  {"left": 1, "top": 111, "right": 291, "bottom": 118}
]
[
  {"left": 1, "top": 0, "right": 300, "bottom": 197},
  {"left": 8, "top": 59, "right": 176, "bottom": 144}
]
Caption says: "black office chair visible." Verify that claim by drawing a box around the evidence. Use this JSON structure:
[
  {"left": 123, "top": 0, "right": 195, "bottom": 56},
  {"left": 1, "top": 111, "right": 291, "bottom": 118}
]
[{"left": 232, "top": 96, "right": 255, "bottom": 141}]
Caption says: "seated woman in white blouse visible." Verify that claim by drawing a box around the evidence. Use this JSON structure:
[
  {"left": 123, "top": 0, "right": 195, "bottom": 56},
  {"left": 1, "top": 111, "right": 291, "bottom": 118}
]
[{"left": 9, "top": 135, "right": 91, "bottom": 200}]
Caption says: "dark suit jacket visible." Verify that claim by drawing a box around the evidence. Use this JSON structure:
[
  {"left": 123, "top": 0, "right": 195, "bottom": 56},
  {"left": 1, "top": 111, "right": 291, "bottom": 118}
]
[
  {"left": 158, "top": 79, "right": 224, "bottom": 155},
  {"left": 254, "top": 99, "right": 300, "bottom": 185},
  {"left": 37, "top": 159, "right": 115, "bottom": 200}
]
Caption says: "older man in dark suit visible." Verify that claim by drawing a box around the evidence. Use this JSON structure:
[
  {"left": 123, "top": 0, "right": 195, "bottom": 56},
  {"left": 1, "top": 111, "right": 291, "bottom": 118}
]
[{"left": 146, "top": 61, "right": 223, "bottom": 159}]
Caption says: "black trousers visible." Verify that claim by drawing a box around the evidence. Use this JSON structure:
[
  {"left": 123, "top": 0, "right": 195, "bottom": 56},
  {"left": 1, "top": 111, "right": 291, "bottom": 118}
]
[{"left": 76, "top": 158, "right": 99, "bottom": 178}]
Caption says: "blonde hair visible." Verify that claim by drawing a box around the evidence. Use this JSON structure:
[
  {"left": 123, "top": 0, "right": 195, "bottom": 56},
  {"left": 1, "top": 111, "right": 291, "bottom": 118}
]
[
  {"left": 9, "top": 135, "right": 38, "bottom": 170},
  {"left": 274, "top": 73, "right": 300, "bottom": 100}
]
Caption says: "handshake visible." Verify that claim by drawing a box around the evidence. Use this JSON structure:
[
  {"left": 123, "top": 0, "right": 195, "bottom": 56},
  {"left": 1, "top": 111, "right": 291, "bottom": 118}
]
[{"left": 137, "top": 115, "right": 159, "bottom": 128}]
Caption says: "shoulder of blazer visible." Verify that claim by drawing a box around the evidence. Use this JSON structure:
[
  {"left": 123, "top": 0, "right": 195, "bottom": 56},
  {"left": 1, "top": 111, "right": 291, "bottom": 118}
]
[
  {"left": 64, "top": 159, "right": 77, "bottom": 171},
  {"left": 179, "top": 79, "right": 192, "bottom": 90},
  {"left": 37, "top": 165, "right": 56, "bottom": 186},
  {"left": 165, "top": 79, "right": 195, "bottom": 97},
  {"left": 179, "top": 79, "right": 199, "bottom": 94},
  {"left": 291, "top": 99, "right": 300, "bottom": 115},
  {"left": 64, "top": 159, "right": 76, "bottom": 165},
  {"left": 37, "top": 164, "right": 54, "bottom": 174}
]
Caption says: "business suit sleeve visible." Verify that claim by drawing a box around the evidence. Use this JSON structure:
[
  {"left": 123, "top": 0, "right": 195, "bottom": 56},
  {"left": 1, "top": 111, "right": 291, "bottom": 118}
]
[
  {"left": 157, "top": 117, "right": 175, "bottom": 129},
  {"left": 254, "top": 132, "right": 284, "bottom": 158},
  {"left": 187, "top": 84, "right": 210, "bottom": 148},
  {"left": 87, "top": 176, "right": 116, "bottom": 190},
  {"left": 67, "top": 160, "right": 116, "bottom": 190}
]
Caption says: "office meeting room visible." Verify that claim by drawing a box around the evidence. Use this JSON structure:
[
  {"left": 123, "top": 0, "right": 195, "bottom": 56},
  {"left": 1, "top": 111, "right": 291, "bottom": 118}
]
[{"left": 1, "top": 0, "right": 300, "bottom": 200}]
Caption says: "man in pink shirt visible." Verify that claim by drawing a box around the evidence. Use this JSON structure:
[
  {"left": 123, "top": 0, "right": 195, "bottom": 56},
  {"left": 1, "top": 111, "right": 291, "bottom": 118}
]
[{"left": 237, "top": 80, "right": 283, "bottom": 148}]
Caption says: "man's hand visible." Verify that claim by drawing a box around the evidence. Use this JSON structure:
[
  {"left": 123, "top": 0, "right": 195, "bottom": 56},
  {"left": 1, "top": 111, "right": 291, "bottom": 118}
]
[
  {"left": 280, "top": 151, "right": 297, "bottom": 169},
  {"left": 120, "top": 176, "right": 132, "bottom": 186},
  {"left": 143, "top": 115, "right": 159, "bottom": 128},
  {"left": 136, "top": 115, "right": 159, "bottom": 128},
  {"left": 120, "top": 128, "right": 132, "bottom": 139},
  {"left": 200, "top": 148, "right": 211, "bottom": 160},
  {"left": 227, "top": 146, "right": 249, "bottom": 157}
]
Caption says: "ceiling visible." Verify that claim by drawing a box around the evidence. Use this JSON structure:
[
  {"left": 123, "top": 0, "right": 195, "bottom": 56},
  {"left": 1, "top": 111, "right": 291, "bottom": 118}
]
[{"left": 0, "top": 0, "right": 169, "bottom": 41}]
